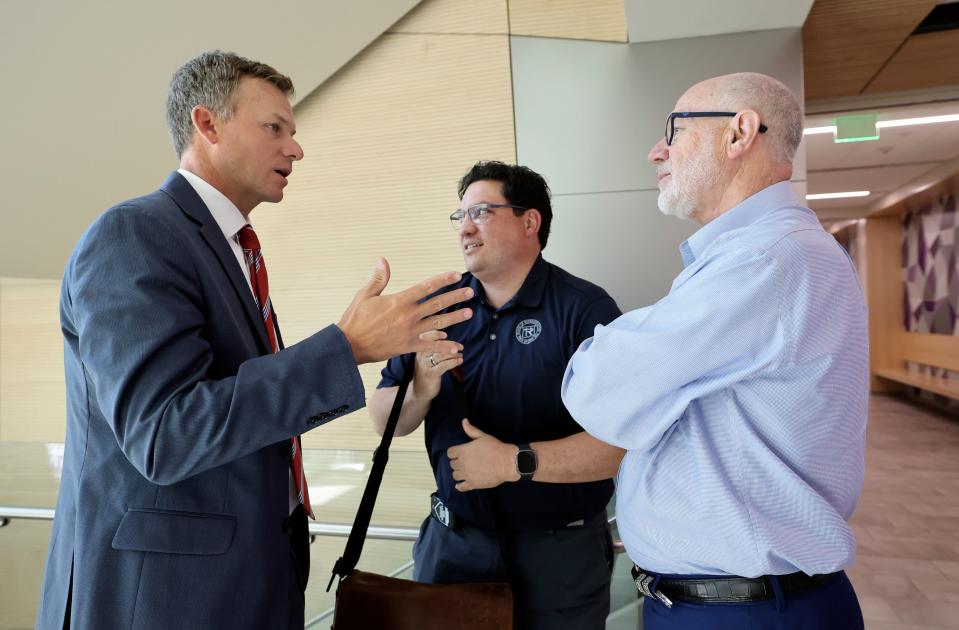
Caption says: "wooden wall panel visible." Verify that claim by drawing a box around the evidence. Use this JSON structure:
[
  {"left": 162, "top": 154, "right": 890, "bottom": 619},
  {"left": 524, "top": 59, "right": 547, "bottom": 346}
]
[
  {"left": 508, "top": 0, "right": 627, "bottom": 43},
  {"left": 0, "top": 279, "right": 66, "bottom": 442},
  {"left": 0, "top": 0, "right": 518, "bottom": 460},
  {"left": 865, "top": 30, "right": 959, "bottom": 94},
  {"left": 862, "top": 215, "right": 906, "bottom": 392},
  {"left": 896, "top": 331, "right": 959, "bottom": 373},
  {"left": 802, "top": 0, "right": 937, "bottom": 100},
  {"left": 1, "top": 0, "right": 637, "bottom": 457},
  {"left": 390, "top": 0, "right": 508, "bottom": 34},
  {"left": 256, "top": 29, "right": 516, "bottom": 452}
]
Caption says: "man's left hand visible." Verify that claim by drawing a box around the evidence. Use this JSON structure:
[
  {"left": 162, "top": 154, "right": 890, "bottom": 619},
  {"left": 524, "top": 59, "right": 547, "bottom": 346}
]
[{"left": 448, "top": 419, "right": 520, "bottom": 492}]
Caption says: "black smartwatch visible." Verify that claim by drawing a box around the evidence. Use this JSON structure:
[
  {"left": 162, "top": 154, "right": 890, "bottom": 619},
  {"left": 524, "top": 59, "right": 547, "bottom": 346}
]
[{"left": 515, "top": 443, "right": 537, "bottom": 481}]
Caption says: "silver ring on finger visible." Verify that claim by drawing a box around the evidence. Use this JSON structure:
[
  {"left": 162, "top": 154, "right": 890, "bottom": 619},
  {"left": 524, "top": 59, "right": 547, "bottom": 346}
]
[{"left": 429, "top": 354, "right": 437, "bottom": 367}]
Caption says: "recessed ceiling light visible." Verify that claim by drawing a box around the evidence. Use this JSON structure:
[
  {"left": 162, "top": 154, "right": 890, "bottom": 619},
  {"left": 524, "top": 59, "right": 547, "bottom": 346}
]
[{"left": 806, "top": 191, "right": 871, "bottom": 200}]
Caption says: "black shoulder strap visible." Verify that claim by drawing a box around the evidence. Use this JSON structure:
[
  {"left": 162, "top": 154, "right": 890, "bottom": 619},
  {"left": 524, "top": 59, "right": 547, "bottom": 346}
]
[{"left": 328, "top": 356, "right": 415, "bottom": 591}]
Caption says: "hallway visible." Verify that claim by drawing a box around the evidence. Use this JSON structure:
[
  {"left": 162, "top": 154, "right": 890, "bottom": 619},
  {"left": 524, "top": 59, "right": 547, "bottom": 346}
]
[{"left": 849, "top": 394, "right": 959, "bottom": 629}]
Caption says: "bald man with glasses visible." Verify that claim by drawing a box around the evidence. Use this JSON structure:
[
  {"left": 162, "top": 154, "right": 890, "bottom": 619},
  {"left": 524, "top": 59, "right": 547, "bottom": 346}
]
[{"left": 563, "top": 72, "right": 867, "bottom": 630}]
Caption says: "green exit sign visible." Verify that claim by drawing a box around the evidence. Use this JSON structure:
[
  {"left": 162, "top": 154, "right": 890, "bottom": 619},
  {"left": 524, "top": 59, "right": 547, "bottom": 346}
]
[{"left": 835, "top": 114, "right": 879, "bottom": 143}]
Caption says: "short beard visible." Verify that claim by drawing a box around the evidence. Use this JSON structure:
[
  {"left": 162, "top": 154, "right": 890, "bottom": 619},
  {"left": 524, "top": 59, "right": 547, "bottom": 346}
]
[
  {"left": 658, "top": 187, "right": 696, "bottom": 220},
  {"left": 656, "top": 151, "right": 718, "bottom": 221}
]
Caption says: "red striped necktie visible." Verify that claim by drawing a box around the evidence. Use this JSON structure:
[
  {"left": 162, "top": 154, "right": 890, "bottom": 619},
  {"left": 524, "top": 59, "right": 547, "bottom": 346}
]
[{"left": 237, "top": 225, "right": 313, "bottom": 519}]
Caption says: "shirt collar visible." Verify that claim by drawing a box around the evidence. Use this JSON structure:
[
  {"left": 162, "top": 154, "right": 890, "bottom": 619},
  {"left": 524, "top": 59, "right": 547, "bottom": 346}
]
[
  {"left": 469, "top": 254, "right": 549, "bottom": 311},
  {"left": 511, "top": 255, "right": 549, "bottom": 308},
  {"left": 680, "top": 180, "right": 800, "bottom": 267},
  {"left": 177, "top": 168, "right": 249, "bottom": 241}
]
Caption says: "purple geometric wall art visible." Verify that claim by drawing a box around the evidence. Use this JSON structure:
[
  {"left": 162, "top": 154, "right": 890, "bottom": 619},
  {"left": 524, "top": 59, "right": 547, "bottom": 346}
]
[
  {"left": 902, "top": 192, "right": 958, "bottom": 336},
  {"left": 901, "top": 190, "right": 959, "bottom": 407}
]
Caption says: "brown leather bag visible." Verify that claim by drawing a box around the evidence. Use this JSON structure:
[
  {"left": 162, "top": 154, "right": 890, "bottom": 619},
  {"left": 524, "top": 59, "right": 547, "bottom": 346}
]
[
  {"left": 332, "top": 570, "right": 512, "bottom": 629},
  {"left": 328, "top": 360, "right": 513, "bottom": 629}
]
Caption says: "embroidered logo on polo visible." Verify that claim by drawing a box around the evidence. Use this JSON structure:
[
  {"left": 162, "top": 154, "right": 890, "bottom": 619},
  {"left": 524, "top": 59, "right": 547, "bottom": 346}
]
[{"left": 515, "top": 319, "right": 542, "bottom": 344}]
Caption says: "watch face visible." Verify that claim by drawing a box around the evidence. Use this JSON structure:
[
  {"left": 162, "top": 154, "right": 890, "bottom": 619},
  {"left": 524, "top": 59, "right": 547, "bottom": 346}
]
[{"left": 517, "top": 449, "right": 536, "bottom": 475}]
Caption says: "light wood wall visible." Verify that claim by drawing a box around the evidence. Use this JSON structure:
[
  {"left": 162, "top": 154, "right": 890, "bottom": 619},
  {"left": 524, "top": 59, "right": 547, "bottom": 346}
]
[
  {"left": 0, "top": 279, "right": 64, "bottom": 442},
  {"left": 391, "top": 0, "right": 508, "bottom": 34},
  {"left": 863, "top": 216, "right": 907, "bottom": 393},
  {"left": 864, "top": 193, "right": 959, "bottom": 399},
  {"left": 0, "top": 0, "right": 630, "bottom": 449},
  {"left": 510, "top": 0, "right": 627, "bottom": 42},
  {"left": 255, "top": 0, "right": 517, "bottom": 453}
]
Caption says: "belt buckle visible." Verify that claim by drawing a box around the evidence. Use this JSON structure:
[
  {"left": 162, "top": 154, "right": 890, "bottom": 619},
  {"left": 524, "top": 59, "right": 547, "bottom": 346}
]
[
  {"left": 430, "top": 493, "right": 454, "bottom": 528},
  {"left": 633, "top": 568, "right": 673, "bottom": 608}
]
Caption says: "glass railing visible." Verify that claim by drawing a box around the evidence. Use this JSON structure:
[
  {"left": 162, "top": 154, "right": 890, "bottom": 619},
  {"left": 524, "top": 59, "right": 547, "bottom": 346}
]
[
  {"left": 0, "top": 442, "right": 641, "bottom": 629},
  {"left": 0, "top": 517, "right": 52, "bottom": 629}
]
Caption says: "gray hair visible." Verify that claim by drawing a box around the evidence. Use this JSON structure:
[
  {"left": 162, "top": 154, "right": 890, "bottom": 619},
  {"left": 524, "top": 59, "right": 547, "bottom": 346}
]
[
  {"left": 166, "top": 51, "right": 294, "bottom": 157},
  {"left": 715, "top": 73, "right": 803, "bottom": 166}
]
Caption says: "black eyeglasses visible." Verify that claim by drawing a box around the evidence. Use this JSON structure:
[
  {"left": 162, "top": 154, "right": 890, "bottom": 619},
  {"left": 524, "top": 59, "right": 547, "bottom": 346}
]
[
  {"left": 449, "top": 203, "right": 528, "bottom": 230},
  {"left": 665, "top": 111, "right": 768, "bottom": 146}
]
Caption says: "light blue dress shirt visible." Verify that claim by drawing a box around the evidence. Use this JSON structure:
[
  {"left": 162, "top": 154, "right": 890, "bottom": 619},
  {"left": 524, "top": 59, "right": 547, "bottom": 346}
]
[{"left": 562, "top": 181, "right": 868, "bottom": 577}]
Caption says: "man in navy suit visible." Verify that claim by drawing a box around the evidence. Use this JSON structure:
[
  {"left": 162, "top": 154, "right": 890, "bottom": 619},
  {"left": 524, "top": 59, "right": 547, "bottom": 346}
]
[{"left": 36, "top": 50, "right": 473, "bottom": 630}]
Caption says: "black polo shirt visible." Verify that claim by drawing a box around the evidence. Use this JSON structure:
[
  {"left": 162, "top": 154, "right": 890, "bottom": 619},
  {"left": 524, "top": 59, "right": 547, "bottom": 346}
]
[{"left": 378, "top": 256, "right": 621, "bottom": 532}]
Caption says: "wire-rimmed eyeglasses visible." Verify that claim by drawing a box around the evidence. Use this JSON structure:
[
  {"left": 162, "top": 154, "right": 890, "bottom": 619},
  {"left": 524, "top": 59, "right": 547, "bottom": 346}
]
[
  {"left": 449, "top": 203, "right": 528, "bottom": 230},
  {"left": 665, "top": 111, "right": 768, "bottom": 146}
]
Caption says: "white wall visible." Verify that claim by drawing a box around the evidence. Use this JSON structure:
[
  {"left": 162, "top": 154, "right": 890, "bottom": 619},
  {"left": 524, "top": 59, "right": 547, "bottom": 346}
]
[
  {"left": 511, "top": 28, "right": 806, "bottom": 311},
  {"left": 0, "top": 0, "right": 421, "bottom": 280}
]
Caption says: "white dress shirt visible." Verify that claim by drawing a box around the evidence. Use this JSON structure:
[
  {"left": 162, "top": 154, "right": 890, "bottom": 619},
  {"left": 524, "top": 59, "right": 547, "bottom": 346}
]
[
  {"left": 177, "top": 168, "right": 300, "bottom": 515},
  {"left": 177, "top": 169, "right": 252, "bottom": 294}
]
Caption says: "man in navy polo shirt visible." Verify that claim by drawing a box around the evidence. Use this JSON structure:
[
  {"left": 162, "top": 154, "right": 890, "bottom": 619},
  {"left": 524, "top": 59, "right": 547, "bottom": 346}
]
[{"left": 370, "top": 161, "right": 624, "bottom": 630}]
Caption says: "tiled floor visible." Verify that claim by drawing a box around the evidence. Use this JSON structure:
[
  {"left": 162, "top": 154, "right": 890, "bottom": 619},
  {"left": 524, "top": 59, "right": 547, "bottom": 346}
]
[{"left": 847, "top": 394, "right": 959, "bottom": 629}]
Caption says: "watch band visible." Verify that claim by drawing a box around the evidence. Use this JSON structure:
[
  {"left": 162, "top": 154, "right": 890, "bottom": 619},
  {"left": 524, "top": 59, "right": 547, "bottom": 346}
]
[{"left": 516, "top": 443, "right": 537, "bottom": 481}]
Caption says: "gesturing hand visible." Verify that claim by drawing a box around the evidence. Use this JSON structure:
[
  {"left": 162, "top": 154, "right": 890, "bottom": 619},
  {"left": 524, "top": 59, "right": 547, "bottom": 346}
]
[
  {"left": 338, "top": 259, "right": 473, "bottom": 364},
  {"left": 448, "top": 419, "right": 520, "bottom": 492},
  {"left": 412, "top": 330, "right": 464, "bottom": 401}
]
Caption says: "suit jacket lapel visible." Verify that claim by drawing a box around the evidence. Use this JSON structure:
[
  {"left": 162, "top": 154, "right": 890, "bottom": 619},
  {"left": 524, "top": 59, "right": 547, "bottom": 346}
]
[{"left": 159, "top": 172, "right": 272, "bottom": 355}]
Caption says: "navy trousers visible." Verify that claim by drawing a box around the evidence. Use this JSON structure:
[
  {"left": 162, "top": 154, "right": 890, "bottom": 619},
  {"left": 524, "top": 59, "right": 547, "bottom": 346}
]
[
  {"left": 285, "top": 504, "right": 310, "bottom": 630},
  {"left": 642, "top": 570, "right": 864, "bottom": 630},
  {"left": 413, "top": 511, "right": 613, "bottom": 630}
]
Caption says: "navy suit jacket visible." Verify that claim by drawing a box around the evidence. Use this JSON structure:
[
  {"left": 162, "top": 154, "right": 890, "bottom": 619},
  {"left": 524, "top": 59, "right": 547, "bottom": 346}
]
[{"left": 36, "top": 172, "right": 365, "bottom": 629}]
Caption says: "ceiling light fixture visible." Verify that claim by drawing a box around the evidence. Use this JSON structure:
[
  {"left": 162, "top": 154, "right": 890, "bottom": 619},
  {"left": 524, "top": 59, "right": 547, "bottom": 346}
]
[
  {"left": 876, "top": 113, "right": 959, "bottom": 128},
  {"left": 805, "top": 191, "right": 871, "bottom": 200},
  {"left": 804, "top": 113, "right": 959, "bottom": 135},
  {"left": 804, "top": 125, "right": 836, "bottom": 135}
]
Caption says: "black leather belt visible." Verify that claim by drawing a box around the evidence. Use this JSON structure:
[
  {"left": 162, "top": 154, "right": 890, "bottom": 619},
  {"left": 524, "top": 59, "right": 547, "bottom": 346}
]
[
  {"left": 631, "top": 565, "right": 841, "bottom": 607},
  {"left": 429, "top": 493, "right": 600, "bottom": 532}
]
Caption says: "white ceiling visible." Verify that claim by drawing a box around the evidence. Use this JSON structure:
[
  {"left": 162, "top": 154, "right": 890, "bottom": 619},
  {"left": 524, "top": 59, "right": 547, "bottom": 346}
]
[
  {"left": 0, "top": 0, "right": 420, "bottom": 279},
  {"left": 805, "top": 100, "right": 959, "bottom": 214},
  {"left": 5, "top": 0, "right": 954, "bottom": 274},
  {"left": 624, "top": 0, "right": 814, "bottom": 43}
]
